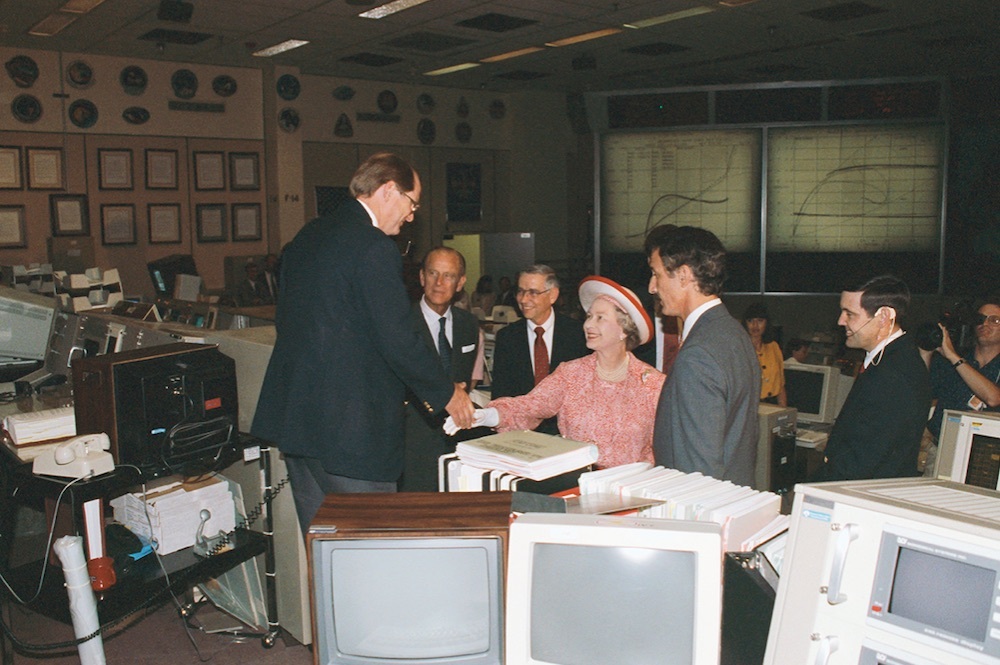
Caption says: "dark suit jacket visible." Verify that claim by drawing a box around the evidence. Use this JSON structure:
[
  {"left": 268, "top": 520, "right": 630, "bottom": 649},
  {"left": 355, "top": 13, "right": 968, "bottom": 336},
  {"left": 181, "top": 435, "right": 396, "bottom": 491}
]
[
  {"left": 811, "top": 333, "right": 931, "bottom": 482},
  {"left": 401, "top": 303, "right": 480, "bottom": 491},
  {"left": 653, "top": 303, "right": 760, "bottom": 486},
  {"left": 490, "top": 313, "right": 589, "bottom": 434},
  {"left": 251, "top": 199, "right": 454, "bottom": 482}
]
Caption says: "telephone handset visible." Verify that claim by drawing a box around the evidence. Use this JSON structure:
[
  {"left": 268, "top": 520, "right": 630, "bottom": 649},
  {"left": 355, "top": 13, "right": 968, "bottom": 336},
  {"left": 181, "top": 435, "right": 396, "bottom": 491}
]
[{"left": 33, "top": 432, "right": 115, "bottom": 479}]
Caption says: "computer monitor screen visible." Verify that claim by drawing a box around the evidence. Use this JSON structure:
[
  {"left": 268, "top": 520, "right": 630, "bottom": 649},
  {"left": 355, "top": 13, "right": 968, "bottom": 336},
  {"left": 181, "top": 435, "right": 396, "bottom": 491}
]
[
  {"left": 319, "top": 539, "right": 501, "bottom": 663},
  {"left": 147, "top": 254, "right": 198, "bottom": 299},
  {"left": 934, "top": 409, "right": 1000, "bottom": 490},
  {"left": 0, "top": 287, "right": 56, "bottom": 361},
  {"left": 506, "top": 513, "right": 721, "bottom": 665},
  {"left": 308, "top": 492, "right": 510, "bottom": 665},
  {"left": 784, "top": 363, "right": 840, "bottom": 425}
]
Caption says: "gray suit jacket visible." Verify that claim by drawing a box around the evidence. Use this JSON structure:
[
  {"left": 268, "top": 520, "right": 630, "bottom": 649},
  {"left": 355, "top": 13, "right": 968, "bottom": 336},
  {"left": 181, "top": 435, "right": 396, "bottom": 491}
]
[{"left": 653, "top": 302, "right": 760, "bottom": 486}]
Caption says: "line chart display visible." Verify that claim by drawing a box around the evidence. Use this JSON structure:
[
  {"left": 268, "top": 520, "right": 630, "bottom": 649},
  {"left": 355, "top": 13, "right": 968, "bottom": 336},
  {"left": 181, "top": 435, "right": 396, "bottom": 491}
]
[
  {"left": 767, "top": 125, "right": 943, "bottom": 252},
  {"left": 601, "top": 130, "right": 760, "bottom": 253}
]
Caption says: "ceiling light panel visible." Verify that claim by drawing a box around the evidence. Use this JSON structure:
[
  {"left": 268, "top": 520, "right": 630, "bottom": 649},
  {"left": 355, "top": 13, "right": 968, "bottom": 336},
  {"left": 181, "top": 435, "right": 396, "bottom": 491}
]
[
  {"left": 28, "top": 12, "right": 79, "bottom": 36},
  {"left": 424, "top": 62, "right": 481, "bottom": 76},
  {"left": 253, "top": 39, "right": 309, "bottom": 57},
  {"left": 359, "top": 0, "right": 433, "bottom": 20},
  {"left": 545, "top": 27, "right": 622, "bottom": 47},
  {"left": 61, "top": 0, "right": 107, "bottom": 13}
]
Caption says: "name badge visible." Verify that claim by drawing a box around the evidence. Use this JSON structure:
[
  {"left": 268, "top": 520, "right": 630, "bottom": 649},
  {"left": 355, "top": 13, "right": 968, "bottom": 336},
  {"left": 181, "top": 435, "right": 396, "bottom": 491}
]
[{"left": 461, "top": 344, "right": 476, "bottom": 353}]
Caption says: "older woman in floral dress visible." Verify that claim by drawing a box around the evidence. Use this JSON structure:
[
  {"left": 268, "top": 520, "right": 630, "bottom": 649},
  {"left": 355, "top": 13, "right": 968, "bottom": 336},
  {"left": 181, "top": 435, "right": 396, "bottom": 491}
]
[{"left": 448, "top": 276, "right": 666, "bottom": 469}]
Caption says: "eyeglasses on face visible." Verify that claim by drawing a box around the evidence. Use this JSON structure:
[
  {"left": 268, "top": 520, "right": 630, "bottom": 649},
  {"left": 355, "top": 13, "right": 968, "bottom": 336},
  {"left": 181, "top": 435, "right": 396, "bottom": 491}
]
[
  {"left": 398, "top": 188, "right": 420, "bottom": 212},
  {"left": 982, "top": 314, "right": 1000, "bottom": 326},
  {"left": 516, "top": 288, "right": 551, "bottom": 298}
]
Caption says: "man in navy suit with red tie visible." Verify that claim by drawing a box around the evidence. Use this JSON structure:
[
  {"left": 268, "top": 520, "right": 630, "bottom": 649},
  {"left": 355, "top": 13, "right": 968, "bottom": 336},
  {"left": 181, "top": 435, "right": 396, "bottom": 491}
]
[{"left": 490, "top": 265, "right": 589, "bottom": 434}]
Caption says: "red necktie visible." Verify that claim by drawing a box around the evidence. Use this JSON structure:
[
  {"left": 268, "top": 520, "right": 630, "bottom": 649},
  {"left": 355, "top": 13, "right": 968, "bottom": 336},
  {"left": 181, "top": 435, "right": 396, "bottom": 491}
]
[{"left": 533, "top": 326, "right": 549, "bottom": 386}]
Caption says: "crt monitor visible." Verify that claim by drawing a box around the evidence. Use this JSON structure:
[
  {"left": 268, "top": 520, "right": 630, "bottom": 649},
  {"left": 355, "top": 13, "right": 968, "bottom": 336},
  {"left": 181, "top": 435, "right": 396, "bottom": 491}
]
[
  {"left": 783, "top": 363, "right": 842, "bottom": 425},
  {"left": 0, "top": 286, "right": 56, "bottom": 361},
  {"left": 147, "top": 254, "right": 199, "bottom": 299},
  {"left": 934, "top": 408, "right": 1000, "bottom": 490},
  {"left": 505, "top": 512, "right": 722, "bottom": 665},
  {"left": 308, "top": 492, "right": 510, "bottom": 665}
]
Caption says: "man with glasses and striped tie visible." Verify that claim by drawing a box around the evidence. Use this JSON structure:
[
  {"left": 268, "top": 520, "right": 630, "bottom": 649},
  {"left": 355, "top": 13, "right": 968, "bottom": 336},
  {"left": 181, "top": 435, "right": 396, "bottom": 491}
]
[{"left": 490, "top": 265, "right": 590, "bottom": 435}]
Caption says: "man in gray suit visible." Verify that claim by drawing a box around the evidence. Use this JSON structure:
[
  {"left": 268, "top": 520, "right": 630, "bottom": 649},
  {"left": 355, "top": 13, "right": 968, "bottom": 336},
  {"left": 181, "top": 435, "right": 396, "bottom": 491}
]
[
  {"left": 400, "top": 246, "right": 484, "bottom": 491},
  {"left": 645, "top": 225, "right": 760, "bottom": 486}
]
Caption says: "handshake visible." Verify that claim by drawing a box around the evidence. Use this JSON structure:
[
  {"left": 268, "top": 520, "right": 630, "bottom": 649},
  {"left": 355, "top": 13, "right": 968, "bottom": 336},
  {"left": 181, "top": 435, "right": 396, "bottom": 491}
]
[{"left": 444, "top": 407, "right": 499, "bottom": 436}]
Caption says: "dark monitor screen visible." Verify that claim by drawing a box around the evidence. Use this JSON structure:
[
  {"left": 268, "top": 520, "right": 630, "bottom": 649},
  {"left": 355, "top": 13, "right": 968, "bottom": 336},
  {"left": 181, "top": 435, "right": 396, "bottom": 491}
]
[
  {"left": 147, "top": 254, "right": 199, "bottom": 298},
  {"left": 964, "top": 434, "right": 1000, "bottom": 490},
  {"left": 785, "top": 369, "right": 825, "bottom": 417}
]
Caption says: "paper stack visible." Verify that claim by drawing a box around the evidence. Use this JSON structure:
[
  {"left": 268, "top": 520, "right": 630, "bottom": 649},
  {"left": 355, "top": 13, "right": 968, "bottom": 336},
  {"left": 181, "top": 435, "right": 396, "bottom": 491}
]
[
  {"left": 578, "top": 463, "right": 784, "bottom": 554},
  {"left": 110, "top": 475, "right": 236, "bottom": 555},
  {"left": 456, "top": 430, "right": 598, "bottom": 481},
  {"left": 3, "top": 406, "right": 76, "bottom": 445}
]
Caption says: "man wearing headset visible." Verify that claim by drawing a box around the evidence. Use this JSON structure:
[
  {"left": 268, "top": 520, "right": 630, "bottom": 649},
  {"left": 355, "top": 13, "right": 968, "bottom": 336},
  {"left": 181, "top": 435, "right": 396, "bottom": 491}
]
[{"left": 810, "top": 275, "right": 932, "bottom": 481}]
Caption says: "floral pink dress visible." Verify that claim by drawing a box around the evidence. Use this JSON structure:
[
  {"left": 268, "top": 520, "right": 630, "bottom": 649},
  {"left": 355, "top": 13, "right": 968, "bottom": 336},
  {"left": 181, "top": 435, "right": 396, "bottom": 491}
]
[{"left": 490, "top": 353, "right": 666, "bottom": 468}]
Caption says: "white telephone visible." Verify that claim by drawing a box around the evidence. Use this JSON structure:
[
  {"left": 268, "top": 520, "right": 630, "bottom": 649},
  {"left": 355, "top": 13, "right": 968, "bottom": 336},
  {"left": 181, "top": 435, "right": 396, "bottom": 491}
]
[{"left": 33, "top": 433, "right": 115, "bottom": 479}]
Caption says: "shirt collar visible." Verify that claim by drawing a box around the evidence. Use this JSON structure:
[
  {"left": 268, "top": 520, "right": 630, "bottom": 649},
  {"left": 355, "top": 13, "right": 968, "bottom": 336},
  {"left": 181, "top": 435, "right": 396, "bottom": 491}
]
[
  {"left": 864, "top": 328, "right": 905, "bottom": 368},
  {"left": 681, "top": 298, "right": 722, "bottom": 342},
  {"left": 420, "top": 296, "right": 451, "bottom": 321},
  {"left": 532, "top": 309, "right": 555, "bottom": 333},
  {"left": 357, "top": 199, "right": 379, "bottom": 228}
]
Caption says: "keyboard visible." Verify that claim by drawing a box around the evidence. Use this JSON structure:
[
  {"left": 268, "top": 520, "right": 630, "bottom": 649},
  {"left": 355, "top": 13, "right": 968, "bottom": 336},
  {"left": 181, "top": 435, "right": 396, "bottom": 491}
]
[{"left": 795, "top": 429, "right": 829, "bottom": 448}]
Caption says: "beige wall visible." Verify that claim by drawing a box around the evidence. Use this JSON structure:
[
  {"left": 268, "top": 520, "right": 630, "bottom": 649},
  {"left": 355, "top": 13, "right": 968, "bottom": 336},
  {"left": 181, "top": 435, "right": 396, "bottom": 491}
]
[{"left": 0, "top": 47, "right": 584, "bottom": 300}]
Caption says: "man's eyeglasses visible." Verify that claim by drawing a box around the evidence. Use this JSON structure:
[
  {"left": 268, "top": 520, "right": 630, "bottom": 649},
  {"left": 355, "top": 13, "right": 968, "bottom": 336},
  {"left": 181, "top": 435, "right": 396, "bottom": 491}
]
[
  {"left": 398, "top": 189, "right": 420, "bottom": 212},
  {"left": 516, "top": 288, "right": 551, "bottom": 298},
  {"left": 982, "top": 315, "right": 1000, "bottom": 326}
]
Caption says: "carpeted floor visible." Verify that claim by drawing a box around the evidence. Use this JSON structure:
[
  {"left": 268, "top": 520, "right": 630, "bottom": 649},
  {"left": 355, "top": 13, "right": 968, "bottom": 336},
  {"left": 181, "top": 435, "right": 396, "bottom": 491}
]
[{"left": 3, "top": 595, "right": 313, "bottom": 664}]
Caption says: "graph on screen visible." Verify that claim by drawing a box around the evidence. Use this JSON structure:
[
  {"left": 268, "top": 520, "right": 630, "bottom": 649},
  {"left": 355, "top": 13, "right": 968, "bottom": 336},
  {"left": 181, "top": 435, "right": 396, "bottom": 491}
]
[
  {"left": 767, "top": 125, "right": 943, "bottom": 252},
  {"left": 601, "top": 130, "right": 760, "bottom": 253}
]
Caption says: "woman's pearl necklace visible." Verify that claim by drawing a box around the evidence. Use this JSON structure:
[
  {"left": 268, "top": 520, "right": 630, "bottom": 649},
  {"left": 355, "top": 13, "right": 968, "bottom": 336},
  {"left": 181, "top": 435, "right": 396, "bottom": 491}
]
[{"left": 596, "top": 356, "right": 629, "bottom": 382}]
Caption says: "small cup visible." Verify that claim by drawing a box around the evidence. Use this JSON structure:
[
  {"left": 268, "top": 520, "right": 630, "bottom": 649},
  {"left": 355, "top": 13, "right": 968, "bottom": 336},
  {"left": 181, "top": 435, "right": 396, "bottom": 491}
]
[{"left": 88, "top": 556, "right": 117, "bottom": 591}]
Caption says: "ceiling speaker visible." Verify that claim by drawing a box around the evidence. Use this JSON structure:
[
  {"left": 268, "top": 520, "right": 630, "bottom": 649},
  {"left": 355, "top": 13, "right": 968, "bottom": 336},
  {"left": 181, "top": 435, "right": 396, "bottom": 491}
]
[{"left": 157, "top": 0, "right": 194, "bottom": 23}]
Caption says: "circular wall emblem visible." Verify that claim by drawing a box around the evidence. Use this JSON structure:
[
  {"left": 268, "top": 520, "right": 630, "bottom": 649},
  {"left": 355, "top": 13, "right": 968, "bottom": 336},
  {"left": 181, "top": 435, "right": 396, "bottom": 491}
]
[
  {"left": 68, "top": 99, "right": 98, "bottom": 128},
  {"left": 171, "top": 69, "right": 198, "bottom": 99},
  {"left": 120, "top": 66, "right": 148, "bottom": 96},
  {"left": 277, "top": 74, "right": 301, "bottom": 101},
  {"left": 417, "top": 118, "right": 436, "bottom": 145}
]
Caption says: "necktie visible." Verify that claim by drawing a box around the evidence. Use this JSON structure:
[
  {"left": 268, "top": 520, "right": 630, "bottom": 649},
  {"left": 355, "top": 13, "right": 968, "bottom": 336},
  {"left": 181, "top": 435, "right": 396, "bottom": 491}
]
[
  {"left": 438, "top": 316, "right": 451, "bottom": 375},
  {"left": 533, "top": 326, "right": 549, "bottom": 385}
]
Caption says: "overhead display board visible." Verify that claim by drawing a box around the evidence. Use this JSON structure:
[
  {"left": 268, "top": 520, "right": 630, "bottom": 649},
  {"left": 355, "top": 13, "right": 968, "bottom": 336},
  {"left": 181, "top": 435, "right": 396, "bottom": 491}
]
[
  {"left": 600, "top": 129, "right": 760, "bottom": 253},
  {"left": 767, "top": 124, "right": 944, "bottom": 253}
]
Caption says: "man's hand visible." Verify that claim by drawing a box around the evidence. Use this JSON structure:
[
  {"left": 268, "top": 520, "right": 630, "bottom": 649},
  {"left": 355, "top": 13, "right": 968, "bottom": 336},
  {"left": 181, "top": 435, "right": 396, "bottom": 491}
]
[
  {"left": 445, "top": 382, "right": 475, "bottom": 430},
  {"left": 937, "top": 323, "right": 960, "bottom": 363}
]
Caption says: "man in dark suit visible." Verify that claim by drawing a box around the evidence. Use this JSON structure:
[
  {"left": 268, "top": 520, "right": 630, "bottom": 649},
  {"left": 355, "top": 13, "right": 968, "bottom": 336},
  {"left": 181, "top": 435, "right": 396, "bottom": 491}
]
[
  {"left": 400, "top": 246, "right": 484, "bottom": 491},
  {"left": 646, "top": 225, "right": 760, "bottom": 486},
  {"left": 489, "top": 264, "right": 589, "bottom": 434},
  {"left": 811, "top": 275, "right": 931, "bottom": 481},
  {"left": 251, "top": 153, "right": 475, "bottom": 531}
]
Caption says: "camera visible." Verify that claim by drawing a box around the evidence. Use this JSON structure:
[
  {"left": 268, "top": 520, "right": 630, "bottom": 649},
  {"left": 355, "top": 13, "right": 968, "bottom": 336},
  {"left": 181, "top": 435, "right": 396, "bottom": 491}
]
[{"left": 915, "top": 300, "right": 985, "bottom": 351}]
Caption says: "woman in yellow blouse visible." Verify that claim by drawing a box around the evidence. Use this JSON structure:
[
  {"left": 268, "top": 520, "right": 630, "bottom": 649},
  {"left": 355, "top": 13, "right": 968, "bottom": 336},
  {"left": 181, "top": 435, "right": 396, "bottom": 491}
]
[{"left": 742, "top": 303, "right": 786, "bottom": 406}]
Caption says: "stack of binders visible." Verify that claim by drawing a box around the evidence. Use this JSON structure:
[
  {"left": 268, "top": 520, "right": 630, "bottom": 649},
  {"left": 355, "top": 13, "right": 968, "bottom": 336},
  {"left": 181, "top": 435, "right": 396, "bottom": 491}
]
[{"left": 578, "top": 463, "right": 787, "bottom": 553}]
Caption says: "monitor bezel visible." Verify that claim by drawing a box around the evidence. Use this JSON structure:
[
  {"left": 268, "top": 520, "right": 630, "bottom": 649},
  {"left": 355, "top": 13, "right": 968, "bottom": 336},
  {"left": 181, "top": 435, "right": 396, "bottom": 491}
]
[
  {"left": 310, "top": 535, "right": 505, "bottom": 665},
  {"left": 783, "top": 362, "right": 840, "bottom": 425},
  {"left": 505, "top": 512, "right": 722, "bottom": 665}
]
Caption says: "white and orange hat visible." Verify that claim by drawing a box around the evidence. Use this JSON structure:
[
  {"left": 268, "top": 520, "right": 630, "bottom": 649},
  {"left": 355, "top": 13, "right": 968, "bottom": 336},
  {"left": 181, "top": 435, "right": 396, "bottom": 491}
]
[{"left": 578, "top": 275, "right": 653, "bottom": 345}]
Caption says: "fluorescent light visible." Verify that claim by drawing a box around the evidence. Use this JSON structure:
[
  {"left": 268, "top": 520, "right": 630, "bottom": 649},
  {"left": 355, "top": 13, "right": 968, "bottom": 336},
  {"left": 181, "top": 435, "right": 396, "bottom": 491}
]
[
  {"left": 545, "top": 28, "right": 621, "bottom": 48},
  {"left": 253, "top": 39, "right": 310, "bottom": 57},
  {"left": 424, "top": 62, "right": 480, "bottom": 76},
  {"left": 359, "top": 0, "right": 432, "bottom": 19},
  {"left": 624, "top": 6, "right": 714, "bottom": 29},
  {"left": 28, "top": 12, "right": 79, "bottom": 36},
  {"left": 61, "top": 0, "right": 107, "bottom": 13},
  {"left": 480, "top": 46, "right": 545, "bottom": 63}
]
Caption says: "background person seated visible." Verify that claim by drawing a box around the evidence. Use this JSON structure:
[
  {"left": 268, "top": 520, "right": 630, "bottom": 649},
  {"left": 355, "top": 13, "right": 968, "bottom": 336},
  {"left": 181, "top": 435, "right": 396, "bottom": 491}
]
[{"left": 448, "top": 276, "right": 665, "bottom": 469}]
